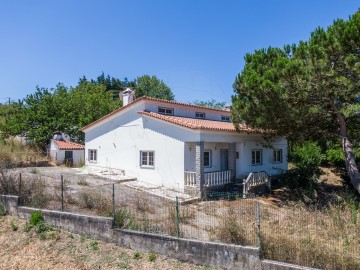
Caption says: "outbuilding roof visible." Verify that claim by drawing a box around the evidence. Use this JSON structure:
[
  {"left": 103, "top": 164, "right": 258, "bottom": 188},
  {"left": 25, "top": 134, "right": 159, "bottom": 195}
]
[
  {"left": 54, "top": 140, "right": 85, "bottom": 150},
  {"left": 138, "top": 111, "right": 259, "bottom": 133}
]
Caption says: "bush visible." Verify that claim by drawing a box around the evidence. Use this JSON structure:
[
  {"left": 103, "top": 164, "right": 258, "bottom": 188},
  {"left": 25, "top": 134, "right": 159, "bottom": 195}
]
[
  {"left": 36, "top": 221, "right": 48, "bottom": 233},
  {"left": 29, "top": 210, "right": 43, "bottom": 226},
  {"left": 291, "top": 142, "right": 325, "bottom": 169}
]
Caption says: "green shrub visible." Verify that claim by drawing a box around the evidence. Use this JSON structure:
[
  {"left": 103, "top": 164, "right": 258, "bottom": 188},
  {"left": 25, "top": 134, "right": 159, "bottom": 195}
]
[
  {"left": 36, "top": 221, "right": 48, "bottom": 233},
  {"left": 29, "top": 210, "right": 43, "bottom": 226},
  {"left": 0, "top": 203, "right": 6, "bottom": 217},
  {"left": 291, "top": 142, "right": 325, "bottom": 169}
]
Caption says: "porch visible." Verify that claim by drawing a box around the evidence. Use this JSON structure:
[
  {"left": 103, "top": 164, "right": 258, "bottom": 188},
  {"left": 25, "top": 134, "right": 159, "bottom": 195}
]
[{"left": 183, "top": 141, "right": 236, "bottom": 193}]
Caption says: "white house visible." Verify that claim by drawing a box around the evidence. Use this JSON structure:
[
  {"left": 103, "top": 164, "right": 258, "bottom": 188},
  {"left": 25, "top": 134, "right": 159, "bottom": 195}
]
[
  {"left": 49, "top": 132, "right": 85, "bottom": 167},
  {"left": 80, "top": 95, "right": 288, "bottom": 195}
]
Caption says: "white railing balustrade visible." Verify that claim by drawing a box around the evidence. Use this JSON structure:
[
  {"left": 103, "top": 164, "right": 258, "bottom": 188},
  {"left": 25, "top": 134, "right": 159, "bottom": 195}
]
[
  {"left": 184, "top": 171, "right": 197, "bottom": 186},
  {"left": 204, "top": 170, "right": 232, "bottom": 187},
  {"left": 184, "top": 170, "right": 232, "bottom": 187},
  {"left": 243, "top": 171, "right": 270, "bottom": 197}
]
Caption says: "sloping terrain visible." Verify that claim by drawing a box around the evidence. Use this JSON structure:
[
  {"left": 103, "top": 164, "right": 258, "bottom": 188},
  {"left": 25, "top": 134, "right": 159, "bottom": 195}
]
[{"left": 0, "top": 215, "right": 219, "bottom": 270}]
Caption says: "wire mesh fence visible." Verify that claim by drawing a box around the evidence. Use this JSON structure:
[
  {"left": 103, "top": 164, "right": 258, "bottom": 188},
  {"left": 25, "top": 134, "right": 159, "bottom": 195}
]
[{"left": 1, "top": 169, "right": 360, "bottom": 269}]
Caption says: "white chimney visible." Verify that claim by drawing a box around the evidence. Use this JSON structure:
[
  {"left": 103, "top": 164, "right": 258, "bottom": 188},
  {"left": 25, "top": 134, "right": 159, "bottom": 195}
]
[{"left": 120, "top": 88, "right": 135, "bottom": 106}]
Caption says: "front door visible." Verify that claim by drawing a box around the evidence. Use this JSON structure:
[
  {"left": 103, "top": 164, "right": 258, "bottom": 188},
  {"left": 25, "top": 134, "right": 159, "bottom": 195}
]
[{"left": 220, "top": 149, "right": 229, "bottom": 171}]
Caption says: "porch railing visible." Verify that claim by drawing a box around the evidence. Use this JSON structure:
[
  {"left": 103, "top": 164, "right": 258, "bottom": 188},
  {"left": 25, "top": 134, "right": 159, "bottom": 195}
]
[
  {"left": 243, "top": 171, "right": 270, "bottom": 198},
  {"left": 204, "top": 170, "right": 231, "bottom": 187},
  {"left": 184, "top": 170, "right": 232, "bottom": 187},
  {"left": 184, "top": 171, "right": 197, "bottom": 186}
]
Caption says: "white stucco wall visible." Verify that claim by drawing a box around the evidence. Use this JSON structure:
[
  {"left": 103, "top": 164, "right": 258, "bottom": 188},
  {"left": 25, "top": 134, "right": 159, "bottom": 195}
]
[
  {"left": 84, "top": 104, "right": 188, "bottom": 191},
  {"left": 83, "top": 99, "right": 288, "bottom": 189}
]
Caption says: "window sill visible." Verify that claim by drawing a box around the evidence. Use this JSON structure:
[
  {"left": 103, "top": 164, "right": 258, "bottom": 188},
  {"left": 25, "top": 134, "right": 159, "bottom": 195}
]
[{"left": 140, "top": 166, "right": 155, "bottom": 169}]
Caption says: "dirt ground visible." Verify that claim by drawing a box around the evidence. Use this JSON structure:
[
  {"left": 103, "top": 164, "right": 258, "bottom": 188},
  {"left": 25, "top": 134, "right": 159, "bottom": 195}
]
[{"left": 0, "top": 215, "right": 220, "bottom": 270}]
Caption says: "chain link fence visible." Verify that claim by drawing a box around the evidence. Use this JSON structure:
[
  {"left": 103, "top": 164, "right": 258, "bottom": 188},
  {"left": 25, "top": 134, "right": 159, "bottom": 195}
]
[{"left": 1, "top": 168, "right": 360, "bottom": 269}]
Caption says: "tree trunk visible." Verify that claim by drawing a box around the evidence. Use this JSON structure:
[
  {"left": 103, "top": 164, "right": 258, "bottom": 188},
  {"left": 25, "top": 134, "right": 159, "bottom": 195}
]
[{"left": 332, "top": 104, "right": 360, "bottom": 194}]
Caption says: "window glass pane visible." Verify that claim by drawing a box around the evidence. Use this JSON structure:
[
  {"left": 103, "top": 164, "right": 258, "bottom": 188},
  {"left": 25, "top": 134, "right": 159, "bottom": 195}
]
[
  {"left": 204, "top": 151, "right": 210, "bottom": 167},
  {"left": 149, "top": 152, "right": 154, "bottom": 166},
  {"left": 142, "top": 152, "right": 148, "bottom": 165}
]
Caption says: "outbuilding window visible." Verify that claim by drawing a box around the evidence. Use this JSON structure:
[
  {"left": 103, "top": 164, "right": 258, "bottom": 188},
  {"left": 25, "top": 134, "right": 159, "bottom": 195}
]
[
  {"left": 195, "top": 112, "right": 205, "bottom": 119},
  {"left": 140, "top": 151, "right": 155, "bottom": 168},
  {"left": 89, "top": 149, "right": 97, "bottom": 163},
  {"left": 251, "top": 149, "right": 262, "bottom": 166},
  {"left": 273, "top": 149, "right": 283, "bottom": 163}
]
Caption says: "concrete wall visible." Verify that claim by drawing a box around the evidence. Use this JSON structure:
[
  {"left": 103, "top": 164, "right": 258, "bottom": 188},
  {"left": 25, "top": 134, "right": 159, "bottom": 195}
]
[
  {"left": 18, "top": 206, "right": 113, "bottom": 242},
  {"left": 114, "top": 229, "right": 261, "bottom": 270},
  {"left": 0, "top": 195, "right": 18, "bottom": 214}
]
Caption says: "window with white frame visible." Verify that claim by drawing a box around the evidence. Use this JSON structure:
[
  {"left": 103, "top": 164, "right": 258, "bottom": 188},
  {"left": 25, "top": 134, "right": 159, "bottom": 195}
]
[
  {"left": 204, "top": 150, "right": 212, "bottom": 167},
  {"left": 195, "top": 112, "right": 205, "bottom": 119},
  {"left": 273, "top": 149, "right": 283, "bottom": 163},
  {"left": 140, "top": 151, "right": 155, "bottom": 168},
  {"left": 158, "top": 107, "right": 174, "bottom": 115},
  {"left": 251, "top": 149, "right": 262, "bottom": 165},
  {"left": 89, "top": 149, "right": 97, "bottom": 163},
  {"left": 221, "top": 115, "right": 230, "bottom": 122}
]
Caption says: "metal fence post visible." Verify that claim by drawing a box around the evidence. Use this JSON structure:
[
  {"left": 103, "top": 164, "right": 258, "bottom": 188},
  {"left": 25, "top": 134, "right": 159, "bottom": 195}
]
[
  {"left": 61, "top": 175, "right": 64, "bottom": 212},
  {"left": 18, "top": 173, "right": 22, "bottom": 205},
  {"left": 257, "top": 201, "right": 262, "bottom": 257},
  {"left": 112, "top": 183, "right": 115, "bottom": 228},
  {"left": 176, "top": 196, "right": 180, "bottom": 238}
]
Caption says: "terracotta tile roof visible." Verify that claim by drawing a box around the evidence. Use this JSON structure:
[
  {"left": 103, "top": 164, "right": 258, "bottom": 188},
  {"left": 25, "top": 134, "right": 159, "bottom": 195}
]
[
  {"left": 138, "top": 111, "right": 260, "bottom": 133},
  {"left": 80, "top": 96, "right": 231, "bottom": 132},
  {"left": 54, "top": 140, "right": 85, "bottom": 150}
]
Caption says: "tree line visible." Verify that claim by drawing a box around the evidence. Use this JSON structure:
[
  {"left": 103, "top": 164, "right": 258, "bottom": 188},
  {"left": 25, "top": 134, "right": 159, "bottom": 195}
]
[{"left": 0, "top": 74, "right": 174, "bottom": 145}]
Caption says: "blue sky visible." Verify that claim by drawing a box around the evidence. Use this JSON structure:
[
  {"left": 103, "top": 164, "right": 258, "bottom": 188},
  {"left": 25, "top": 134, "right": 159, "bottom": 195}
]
[{"left": 0, "top": 1, "right": 358, "bottom": 105}]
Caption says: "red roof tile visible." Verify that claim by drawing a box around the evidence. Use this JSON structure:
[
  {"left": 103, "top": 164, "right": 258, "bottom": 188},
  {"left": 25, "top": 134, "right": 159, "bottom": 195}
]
[
  {"left": 54, "top": 140, "right": 85, "bottom": 150},
  {"left": 138, "top": 111, "right": 260, "bottom": 133},
  {"left": 80, "top": 96, "right": 231, "bottom": 132}
]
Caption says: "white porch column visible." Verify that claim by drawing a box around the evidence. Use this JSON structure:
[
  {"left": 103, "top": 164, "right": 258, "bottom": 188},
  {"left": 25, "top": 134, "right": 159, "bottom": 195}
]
[
  {"left": 229, "top": 142, "right": 236, "bottom": 181},
  {"left": 195, "top": 141, "right": 204, "bottom": 196}
]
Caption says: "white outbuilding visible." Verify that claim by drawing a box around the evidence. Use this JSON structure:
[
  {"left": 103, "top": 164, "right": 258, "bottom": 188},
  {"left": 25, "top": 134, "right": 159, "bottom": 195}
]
[{"left": 48, "top": 132, "right": 85, "bottom": 167}]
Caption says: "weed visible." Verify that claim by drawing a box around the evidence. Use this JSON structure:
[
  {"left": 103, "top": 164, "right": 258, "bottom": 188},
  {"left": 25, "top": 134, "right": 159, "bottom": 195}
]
[
  {"left": 0, "top": 203, "right": 6, "bottom": 217},
  {"left": 148, "top": 252, "right": 157, "bottom": 262},
  {"left": 24, "top": 223, "right": 33, "bottom": 232},
  {"left": 78, "top": 190, "right": 112, "bottom": 216},
  {"left": 77, "top": 177, "right": 88, "bottom": 186},
  {"left": 67, "top": 233, "right": 74, "bottom": 239},
  {"left": 10, "top": 220, "right": 18, "bottom": 231},
  {"left": 133, "top": 252, "right": 142, "bottom": 260},
  {"left": 117, "top": 252, "right": 130, "bottom": 269},
  {"left": 49, "top": 231, "right": 61, "bottom": 241},
  {"left": 39, "top": 232, "right": 46, "bottom": 240},
  {"left": 30, "top": 167, "right": 38, "bottom": 174},
  {"left": 89, "top": 240, "right": 99, "bottom": 251}
]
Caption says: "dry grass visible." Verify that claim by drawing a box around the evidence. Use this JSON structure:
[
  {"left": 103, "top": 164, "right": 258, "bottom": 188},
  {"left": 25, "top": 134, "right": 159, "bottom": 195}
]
[
  {"left": 0, "top": 215, "right": 219, "bottom": 270},
  {"left": 0, "top": 138, "right": 44, "bottom": 168}
]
